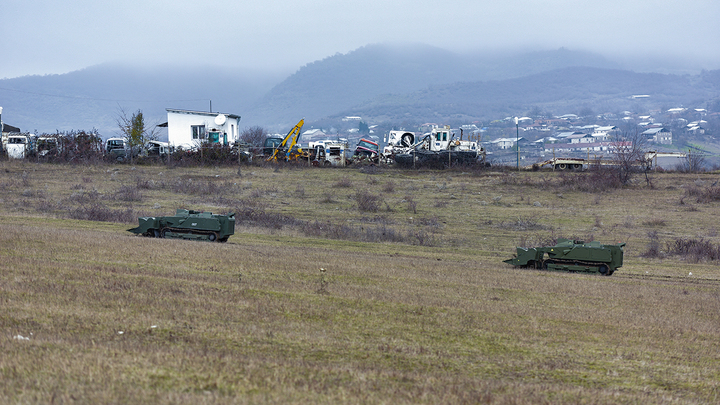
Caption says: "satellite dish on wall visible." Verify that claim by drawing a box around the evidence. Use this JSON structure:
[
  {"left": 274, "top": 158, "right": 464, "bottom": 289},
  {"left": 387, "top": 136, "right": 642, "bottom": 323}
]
[{"left": 214, "top": 114, "right": 227, "bottom": 126}]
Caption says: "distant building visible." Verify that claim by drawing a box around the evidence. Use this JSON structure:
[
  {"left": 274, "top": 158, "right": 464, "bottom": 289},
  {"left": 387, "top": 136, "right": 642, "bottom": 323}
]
[
  {"left": 165, "top": 108, "right": 241, "bottom": 150},
  {"left": 490, "top": 137, "right": 524, "bottom": 150},
  {"left": 642, "top": 127, "right": 672, "bottom": 144},
  {"left": 300, "top": 129, "right": 326, "bottom": 141}
]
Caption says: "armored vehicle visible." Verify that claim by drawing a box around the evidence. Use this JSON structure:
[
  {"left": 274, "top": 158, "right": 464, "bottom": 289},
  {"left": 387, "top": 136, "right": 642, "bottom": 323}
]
[
  {"left": 504, "top": 238, "right": 625, "bottom": 276},
  {"left": 128, "top": 209, "right": 235, "bottom": 242}
]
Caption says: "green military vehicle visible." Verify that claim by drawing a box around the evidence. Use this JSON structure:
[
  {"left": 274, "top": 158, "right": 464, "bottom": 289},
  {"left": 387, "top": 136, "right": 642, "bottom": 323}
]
[
  {"left": 504, "top": 238, "right": 625, "bottom": 276},
  {"left": 128, "top": 209, "right": 235, "bottom": 242}
]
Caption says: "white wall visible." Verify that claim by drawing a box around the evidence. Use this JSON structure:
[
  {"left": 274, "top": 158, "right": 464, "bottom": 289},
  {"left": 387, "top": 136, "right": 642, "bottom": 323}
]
[{"left": 166, "top": 109, "right": 240, "bottom": 150}]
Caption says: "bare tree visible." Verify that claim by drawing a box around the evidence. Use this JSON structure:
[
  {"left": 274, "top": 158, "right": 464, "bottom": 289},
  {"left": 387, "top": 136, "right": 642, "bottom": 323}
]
[
  {"left": 239, "top": 126, "right": 267, "bottom": 154},
  {"left": 677, "top": 149, "right": 707, "bottom": 173},
  {"left": 611, "top": 130, "right": 650, "bottom": 186}
]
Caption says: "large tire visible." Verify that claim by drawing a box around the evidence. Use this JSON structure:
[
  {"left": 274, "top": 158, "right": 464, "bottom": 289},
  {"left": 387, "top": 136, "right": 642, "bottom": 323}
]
[
  {"left": 208, "top": 232, "right": 217, "bottom": 242},
  {"left": 401, "top": 133, "right": 414, "bottom": 147},
  {"left": 598, "top": 264, "right": 609, "bottom": 276},
  {"left": 558, "top": 163, "right": 567, "bottom": 170}
]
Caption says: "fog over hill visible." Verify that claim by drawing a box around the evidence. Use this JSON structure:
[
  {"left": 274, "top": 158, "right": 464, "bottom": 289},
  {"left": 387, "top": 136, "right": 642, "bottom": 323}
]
[
  {"left": 334, "top": 67, "right": 720, "bottom": 125},
  {"left": 0, "top": 44, "right": 717, "bottom": 137},
  {"left": 0, "top": 65, "right": 283, "bottom": 136}
]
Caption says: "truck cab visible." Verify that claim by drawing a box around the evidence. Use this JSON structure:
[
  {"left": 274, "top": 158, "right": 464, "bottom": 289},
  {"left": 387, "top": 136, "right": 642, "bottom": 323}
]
[
  {"left": 6, "top": 135, "right": 33, "bottom": 159},
  {"left": 105, "top": 138, "right": 128, "bottom": 160},
  {"left": 353, "top": 138, "right": 379, "bottom": 162},
  {"left": 145, "top": 140, "right": 172, "bottom": 157}
]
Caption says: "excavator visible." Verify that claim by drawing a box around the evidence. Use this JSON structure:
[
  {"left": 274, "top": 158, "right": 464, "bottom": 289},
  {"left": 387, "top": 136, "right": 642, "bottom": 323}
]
[{"left": 265, "top": 119, "right": 307, "bottom": 162}]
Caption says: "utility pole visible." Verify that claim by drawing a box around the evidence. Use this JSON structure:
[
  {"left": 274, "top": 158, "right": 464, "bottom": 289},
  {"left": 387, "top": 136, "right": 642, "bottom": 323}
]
[{"left": 515, "top": 117, "right": 519, "bottom": 171}]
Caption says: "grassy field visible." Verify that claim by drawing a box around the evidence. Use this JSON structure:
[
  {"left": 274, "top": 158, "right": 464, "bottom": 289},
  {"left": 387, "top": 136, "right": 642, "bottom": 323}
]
[{"left": 1, "top": 159, "right": 720, "bottom": 404}]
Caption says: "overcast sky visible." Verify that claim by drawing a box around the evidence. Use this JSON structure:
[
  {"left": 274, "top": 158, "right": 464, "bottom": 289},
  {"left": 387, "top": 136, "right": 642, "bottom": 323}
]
[{"left": 2, "top": 0, "right": 720, "bottom": 79}]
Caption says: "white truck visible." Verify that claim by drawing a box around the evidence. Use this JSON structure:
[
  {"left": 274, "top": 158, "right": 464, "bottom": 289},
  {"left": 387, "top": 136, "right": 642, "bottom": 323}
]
[
  {"left": 383, "top": 126, "right": 485, "bottom": 167},
  {"left": 5, "top": 134, "right": 34, "bottom": 159},
  {"left": 308, "top": 140, "right": 349, "bottom": 166},
  {"left": 105, "top": 137, "right": 128, "bottom": 160}
]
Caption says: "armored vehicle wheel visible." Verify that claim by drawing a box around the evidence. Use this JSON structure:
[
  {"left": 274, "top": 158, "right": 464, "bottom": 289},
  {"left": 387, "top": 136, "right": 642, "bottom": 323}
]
[
  {"left": 161, "top": 228, "right": 169, "bottom": 238},
  {"left": 598, "top": 264, "right": 609, "bottom": 276},
  {"left": 209, "top": 232, "right": 218, "bottom": 242}
]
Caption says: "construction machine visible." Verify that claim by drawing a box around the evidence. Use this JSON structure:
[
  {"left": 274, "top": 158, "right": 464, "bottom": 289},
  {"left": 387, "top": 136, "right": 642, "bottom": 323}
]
[{"left": 266, "top": 119, "right": 307, "bottom": 162}]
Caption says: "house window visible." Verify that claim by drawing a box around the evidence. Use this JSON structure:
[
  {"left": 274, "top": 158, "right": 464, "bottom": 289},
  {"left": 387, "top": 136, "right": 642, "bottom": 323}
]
[{"left": 192, "top": 125, "right": 206, "bottom": 140}]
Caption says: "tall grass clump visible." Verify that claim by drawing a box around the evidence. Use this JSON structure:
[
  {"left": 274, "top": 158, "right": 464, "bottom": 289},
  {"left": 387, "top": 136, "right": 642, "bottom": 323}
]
[{"left": 354, "top": 190, "right": 381, "bottom": 212}]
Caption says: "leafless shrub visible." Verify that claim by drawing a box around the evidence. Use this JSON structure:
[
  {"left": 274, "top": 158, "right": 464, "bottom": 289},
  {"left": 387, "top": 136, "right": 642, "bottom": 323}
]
[
  {"left": 113, "top": 185, "right": 143, "bottom": 202},
  {"left": 135, "top": 176, "right": 164, "bottom": 190},
  {"left": 233, "top": 205, "right": 302, "bottom": 230},
  {"left": 21, "top": 171, "right": 30, "bottom": 187},
  {"left": 665, "top": 237, "right": 720, "bottom": 263},
  {"left": 359, "top": 215, "right": 395, "bottom": 225},
  {"left": 359, "top": 165, "right": 380, "bottom": 175},
  {"left": 334, "top": 176, "right": 353, "bottom": 188},
  {"left": 415, "top": 216, "right": 442, "bottom": 230},
  {"left": 495, "top": 216, "right": 549, "bottom": 232},
  {"left": 684, "top": 184, "right": 720, "bottom": 203},
  {"left": 411, "top": 228, "right": 436, "bottom": 246},
  {"left": 642, "top": 231, "right": 663, "bottom": 258},
  {"left": 36, "top": 199, "right": 60, "bottom": 213},
  {"left": 557, "top": 168, "right": 624, "bottom": 192},
  {"left": 301, "top": 220, "right": 355, "bottom": 239},
  {"left": 172, "top": 178, "right": 235, "bottom": 196},
  {"left": 354, "top": 190, "right": 380, "bottom": 212},
  {"left": 499, "top": 173, "right": 536, "bottom": 186},
  {"left": 67, "top": 204, "right": 137, "bottom": 223},
  {"left": 383, "top": 181, "right": 397, "bottom": 193},
  {"left": 404, "top": 196, "right": 417, "bottom": 214},
  {"left": 642, "top": 218, "right": 666, "bottom": 227},
  {"left": 675, "top": 150, "right": 707, "bottom": 173},
  {"left": 21, "top": 188, "right": 45, "bottom": 198},
  {"left": 69, "top": 189, "right": 100, "bottom": 204},
  {"left": 319, "top": 193, "right": 336, "bottom": 203}
]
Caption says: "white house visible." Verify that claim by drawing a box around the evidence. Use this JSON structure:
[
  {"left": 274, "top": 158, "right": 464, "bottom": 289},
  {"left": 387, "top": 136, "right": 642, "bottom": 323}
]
[
  {"left": 165, "top": 108, "right": 241, "bottom": 150},
  {"left": 491, "top": 137, "right": 523, "bottom": 150},
  {"left": 300, "top": 129, "right": 326, "bottom": 142},
  {"left": 642, "top": 127, "right": 673, "bottom": 145}
]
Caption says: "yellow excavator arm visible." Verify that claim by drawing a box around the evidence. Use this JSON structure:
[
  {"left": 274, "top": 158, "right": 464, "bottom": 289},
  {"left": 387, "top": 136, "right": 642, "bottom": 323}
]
[{"left": 267, "top": 119, "right": 304, "bottom": 162}]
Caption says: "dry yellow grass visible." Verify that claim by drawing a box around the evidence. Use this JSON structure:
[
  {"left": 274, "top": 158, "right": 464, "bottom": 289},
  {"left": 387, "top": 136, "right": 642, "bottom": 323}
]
[{"left": 1, "top": 159, "right": 720, "bottom": 403}]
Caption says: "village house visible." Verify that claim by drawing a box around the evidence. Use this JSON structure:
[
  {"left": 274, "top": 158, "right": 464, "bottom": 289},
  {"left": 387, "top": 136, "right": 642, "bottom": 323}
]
[
  {"left": 165, "top": 109, "right": 241, "bottom": 150},
  {"left": 300, "top": 129, "right": 326, "bottom": 142},
  {"left": 642, "top": 127, "right": 673, "bottom": 144}
]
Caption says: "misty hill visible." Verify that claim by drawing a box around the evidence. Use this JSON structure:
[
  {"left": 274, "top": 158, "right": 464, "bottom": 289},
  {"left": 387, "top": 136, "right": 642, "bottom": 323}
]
[
  {"left": 334, "top": 67, "right": 720, "bottom": 124},
  {"left": 246, "top": 44, "right": 622, "bottom": 126},
  {"left": 0, "top": 64, "right": 282, "bottom": 135},
  {"left": 2, "top": 44, "right": 717, "bottom": 137}
]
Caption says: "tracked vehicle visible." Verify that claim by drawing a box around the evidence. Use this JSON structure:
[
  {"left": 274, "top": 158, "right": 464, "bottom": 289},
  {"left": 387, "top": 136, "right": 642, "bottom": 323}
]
[
  {"left": 504, "top": 238, "right": 625, "bottom": 276},
  {"left": 128, "top": 209, "right": 235, "bottom": 242}
]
